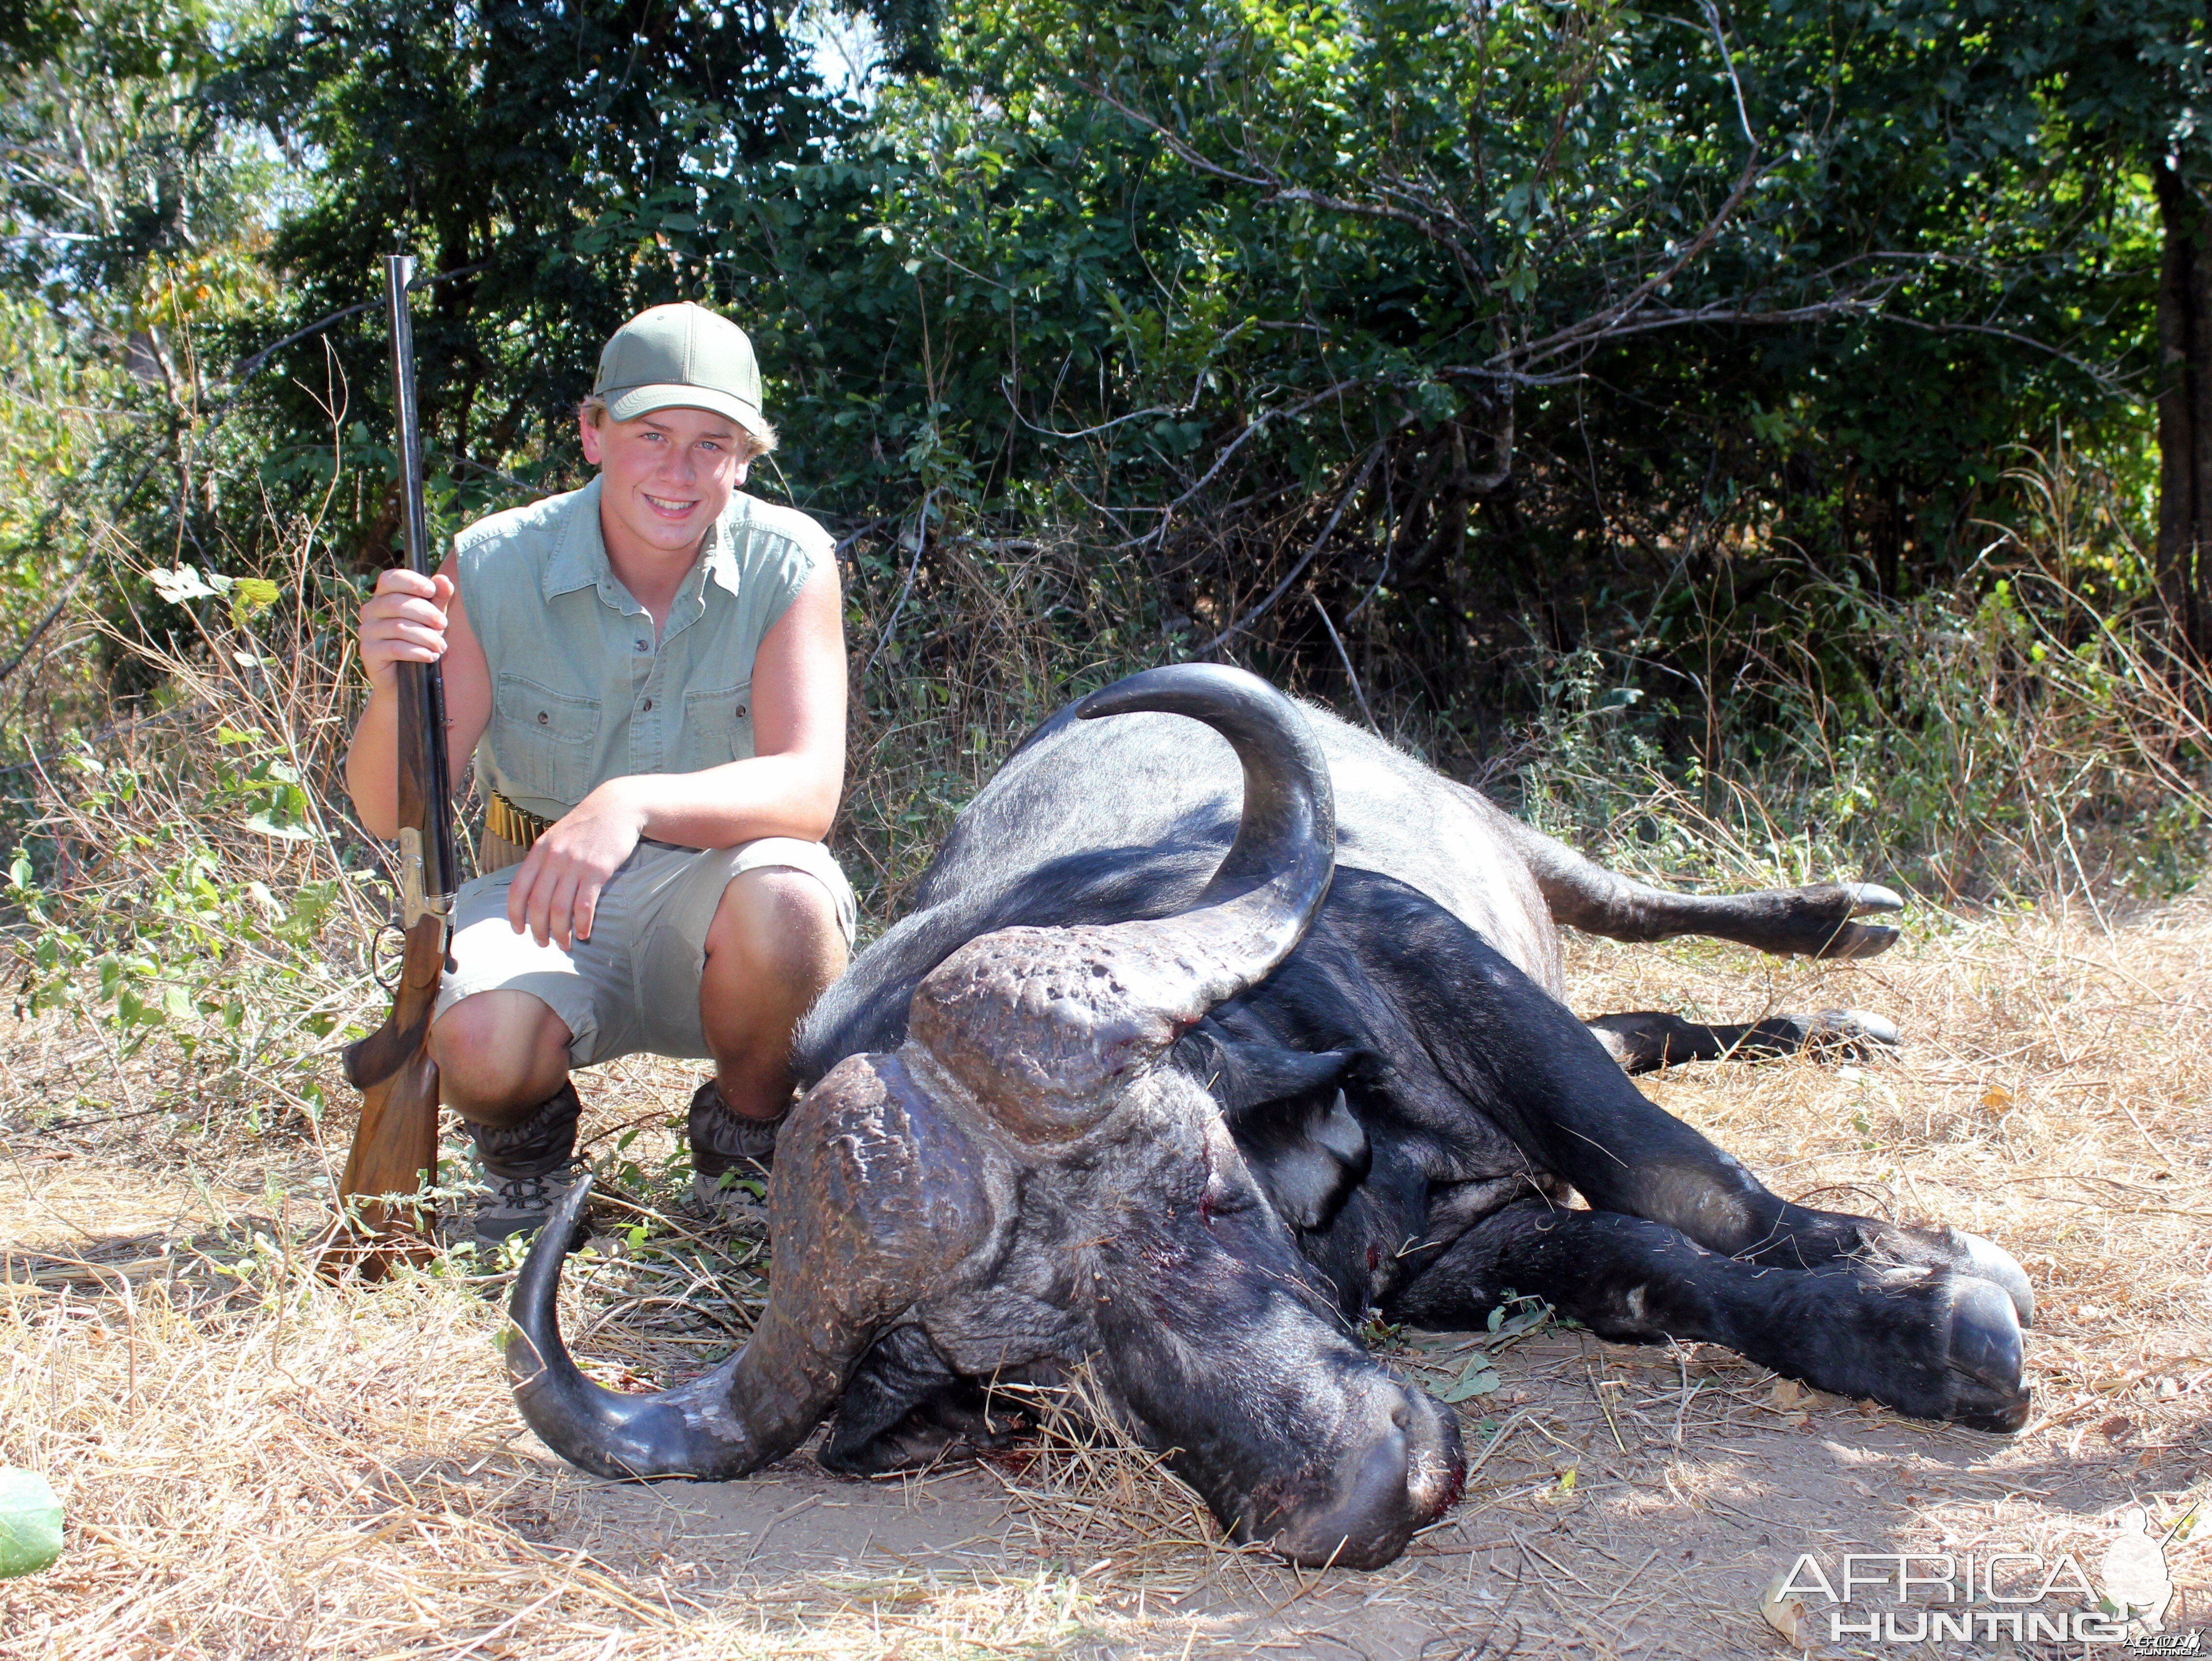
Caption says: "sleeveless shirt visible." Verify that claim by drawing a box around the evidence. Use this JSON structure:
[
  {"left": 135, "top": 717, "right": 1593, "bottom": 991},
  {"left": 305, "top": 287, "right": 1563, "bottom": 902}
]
[{"left": 452, "top": 477, "right": 832, "bottom": 823}]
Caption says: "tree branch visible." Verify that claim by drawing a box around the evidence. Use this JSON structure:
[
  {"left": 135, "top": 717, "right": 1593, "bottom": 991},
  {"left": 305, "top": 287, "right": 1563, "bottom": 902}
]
[
  {"left": 1201, "top": 440, "right": 1386, "bottom": 653},
  {"left": 228, "top": 261, "right": 490, "bottom": 386}
]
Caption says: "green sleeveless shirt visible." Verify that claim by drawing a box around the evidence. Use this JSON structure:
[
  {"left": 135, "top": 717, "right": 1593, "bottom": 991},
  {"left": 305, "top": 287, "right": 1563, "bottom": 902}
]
[{"left": 451, "top": 477, "right": 833, "bottom": 823}]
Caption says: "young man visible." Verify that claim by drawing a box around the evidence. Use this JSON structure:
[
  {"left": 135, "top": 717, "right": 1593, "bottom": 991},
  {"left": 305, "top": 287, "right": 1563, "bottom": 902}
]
[{"left": 347, "top": 301, "right": 854, "bottom": 1248}]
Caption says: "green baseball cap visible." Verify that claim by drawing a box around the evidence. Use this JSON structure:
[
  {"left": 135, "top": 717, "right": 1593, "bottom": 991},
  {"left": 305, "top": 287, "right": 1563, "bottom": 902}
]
[{"left": 591, "top": 302, "right": 764, "bottom": 434}]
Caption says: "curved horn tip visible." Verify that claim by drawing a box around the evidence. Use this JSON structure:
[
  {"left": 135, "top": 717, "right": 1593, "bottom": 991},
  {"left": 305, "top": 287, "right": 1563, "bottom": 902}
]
[
  {"left": 1071, "top": 662, "right": 1287, "bottom": 724},
  {"left": 507, "top": 1170, "right": 596, "bottom": 1366}
]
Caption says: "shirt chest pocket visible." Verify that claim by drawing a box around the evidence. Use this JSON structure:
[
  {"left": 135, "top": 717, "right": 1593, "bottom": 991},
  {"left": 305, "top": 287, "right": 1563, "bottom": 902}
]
[
  {"left": 677, "top": 681, "right": 754, "bottom": 772},
  {"left": 495, "top": 673, "right": 602, "bottom": 805}
]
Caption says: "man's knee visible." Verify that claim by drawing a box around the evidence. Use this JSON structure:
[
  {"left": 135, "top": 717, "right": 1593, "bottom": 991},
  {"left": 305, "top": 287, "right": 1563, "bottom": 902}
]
[
  {"left": 706, "top": 867, "right": 848, "bottom": 985},
  {"left": 428, "top": 989, "right": 572, "bottom": 1123}
]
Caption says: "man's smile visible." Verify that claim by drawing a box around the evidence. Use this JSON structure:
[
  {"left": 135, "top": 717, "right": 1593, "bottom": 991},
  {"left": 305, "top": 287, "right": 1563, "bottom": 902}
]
[{"left": 642, "top": 491, "right": 698, "bottom": 518}]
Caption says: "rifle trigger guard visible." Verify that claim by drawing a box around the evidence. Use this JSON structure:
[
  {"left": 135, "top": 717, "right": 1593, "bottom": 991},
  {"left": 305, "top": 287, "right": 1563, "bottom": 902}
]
[{"left": 372, "top": 917, "right": 408, "bottom": 997}]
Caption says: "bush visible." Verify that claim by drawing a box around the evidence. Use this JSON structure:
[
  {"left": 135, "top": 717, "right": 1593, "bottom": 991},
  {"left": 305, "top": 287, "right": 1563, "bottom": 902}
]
[
  {"left": 1499, "top": 450, "right": 2212, "bottom": 904},
  {"left": 4, "top": 494, "right": 381, "bottom": 1136}
]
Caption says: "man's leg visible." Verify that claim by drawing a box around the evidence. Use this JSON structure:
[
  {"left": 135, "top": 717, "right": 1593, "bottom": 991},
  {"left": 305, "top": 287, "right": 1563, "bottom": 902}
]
[
  {"left": 428, "top": 990, "right": 583, "bottom": 1244},
  {"left": 432, "top": 989, "right": 573, "bottom": 1120},
  {"left": 689, "top": 868, "right": 849, "bottom": 1190}
]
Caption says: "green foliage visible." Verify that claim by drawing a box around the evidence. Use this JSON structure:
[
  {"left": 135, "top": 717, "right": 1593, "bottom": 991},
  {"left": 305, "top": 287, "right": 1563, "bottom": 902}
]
[
  {"left": 0, "top": 294, "right": 119, "bottom": 734},
  {"left": 0, "top": 0, "right": 289, "bottom": 298},
  {"left": 508, "top": 0, "right": 2165, "bottom": 728},
  {"left": 0, "top": 483, "right": 379, "bottom": 1137},
  {"left": 7, "top": 731, "right": 358, "bottom": 1128},
  {"left": 209, "top": 0, "right": 836, "bottom": 541}
]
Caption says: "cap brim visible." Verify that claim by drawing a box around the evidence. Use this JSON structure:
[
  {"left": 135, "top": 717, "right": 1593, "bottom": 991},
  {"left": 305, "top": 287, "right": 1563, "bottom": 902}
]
[{"left": 602, "top": 383, "right": 764, "bottom": 434}]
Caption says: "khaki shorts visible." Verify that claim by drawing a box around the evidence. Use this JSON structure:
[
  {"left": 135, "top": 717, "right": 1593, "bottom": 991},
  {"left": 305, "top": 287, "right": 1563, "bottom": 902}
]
[{"left": 433, "top": 836, "right": 858, "bottom": 1068}]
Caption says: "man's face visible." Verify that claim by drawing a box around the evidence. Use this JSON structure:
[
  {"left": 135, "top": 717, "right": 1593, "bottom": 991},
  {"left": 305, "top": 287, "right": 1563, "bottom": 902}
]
[{"left": 580, "top": 404, "right": 750, "bottom": 559}]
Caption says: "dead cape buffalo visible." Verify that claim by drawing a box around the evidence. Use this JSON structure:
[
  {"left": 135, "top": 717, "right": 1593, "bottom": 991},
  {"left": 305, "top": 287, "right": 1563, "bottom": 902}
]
[{"left": 505, "top": 664, "right": 2034, "bottom": 1570}]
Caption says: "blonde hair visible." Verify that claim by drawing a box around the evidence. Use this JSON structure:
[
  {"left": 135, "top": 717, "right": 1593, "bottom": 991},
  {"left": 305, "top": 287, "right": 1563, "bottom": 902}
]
[{"left": 577, "top": 394, "right": 778, "bottom": 461}]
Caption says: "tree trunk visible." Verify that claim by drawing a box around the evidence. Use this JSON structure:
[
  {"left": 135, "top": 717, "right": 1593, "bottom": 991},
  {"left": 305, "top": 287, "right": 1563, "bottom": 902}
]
[{"left": 2154, "top": 160, "right": 2212, "bottom": 665}]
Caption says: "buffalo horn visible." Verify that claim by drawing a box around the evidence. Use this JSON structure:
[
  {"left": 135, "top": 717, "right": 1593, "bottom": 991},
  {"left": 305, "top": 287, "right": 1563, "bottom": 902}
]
[
  {"left": 907, "top": 666, "right": 1335, "bottom": 1137},
  {"left": 506, "top": 1062, "right": 990, "bottom": 1480},
  {"left": 1069, "top": 662, "right": 1335, "bottom": 999},
  {"left": 505, "top": 1175, "right": 815, "bottom": 1479}
]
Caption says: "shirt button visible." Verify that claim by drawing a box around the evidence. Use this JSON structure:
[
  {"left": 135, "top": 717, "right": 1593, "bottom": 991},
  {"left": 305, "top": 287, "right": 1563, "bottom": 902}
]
[
  {"left": 635, "top": 640, "right": 648, "bottom": 653},
  {"left": 536, "top": 711, "right": 549, "bottom": 724},
  {"left": 734, "top": 704, "right": 748, "bottom": 718},
  {"left": 640, "top": 698, "right": 654, "bottom": 712}
]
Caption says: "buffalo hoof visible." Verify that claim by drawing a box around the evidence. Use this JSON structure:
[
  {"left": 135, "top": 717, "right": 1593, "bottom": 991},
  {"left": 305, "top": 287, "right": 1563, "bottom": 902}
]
[
  {"left": 1777, "top": 1260, "right": 2031, "bottom": 1432},
  {"left": 1949, "top": 1227, "right": 2036, "bottom": 1329},
  {"left": 1944, "top": 1276, "right": 2032, "bottom": 1433},
  {"left": 1811, "top": 884, "right": 1906, "bottom": 960},
  {"left": 1869, "top": 1220, "right": 2036, "bottom": 1331},
  {"left": 1794, "top": 1008, "right": 1901, "bottom": 1057}
]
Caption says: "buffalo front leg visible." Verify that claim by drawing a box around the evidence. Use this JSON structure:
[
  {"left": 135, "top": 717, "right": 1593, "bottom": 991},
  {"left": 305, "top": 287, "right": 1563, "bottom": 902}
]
[
  {"left": 1585, "top": 1008, "right": 1899, "bottom": 1074},
  {"left": 819, "top": 1324, "right": 1016, "bottom": 1475},
  {"left": 1388, "top": 1201, "right": 2030, "bottom": 1432},
  {"left": 1325, "top": 878, "right": 2033, "bottom": 1327}
]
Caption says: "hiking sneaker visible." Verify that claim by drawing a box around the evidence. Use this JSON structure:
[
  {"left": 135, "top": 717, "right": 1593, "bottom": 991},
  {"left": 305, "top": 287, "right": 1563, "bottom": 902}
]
[
  {"left": 687, "top": 1076, "right": 788, "bottom": 1227},
  {"left": 462, "top": 1156, "right": 590, "bottom": 1252},
  {"left": 690, "top": 1167, "right": 772, "bottom": 1230}
]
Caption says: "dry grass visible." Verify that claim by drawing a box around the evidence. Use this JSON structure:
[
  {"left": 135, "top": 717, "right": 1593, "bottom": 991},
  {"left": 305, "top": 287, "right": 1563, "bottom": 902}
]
[
  {"left": 975, "top": 1367, "right": 1274, "bottom": 1592},
  {"left": 4, "top": 889, "right": 2211, "bottom": 1658}
]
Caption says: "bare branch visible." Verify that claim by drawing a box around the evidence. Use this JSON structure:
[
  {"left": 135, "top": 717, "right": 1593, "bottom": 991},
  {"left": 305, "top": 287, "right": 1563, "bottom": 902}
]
[
  {"left": 1005, "top": 395, "right": 1194, "bottom": 442},
  {"left": 229, "top": 262, "right": 490, "bottom": 387},
  {"left": 1698, "top": 0, "right": 1758, "bottom": 151},
  {"left": 1873, "top": 313, "right": 2145, "bottom": 404},
  {"left": 1201, "top": 440, "right": 1386, "bottom": 653},
  {"left": 1310, "top": 592, "right": 1378, "bottom": 732},
  {"left": 1114, "top": 375, "right": 1376, "bottom": 548},
  {"left": 1500, "top": 151, "right": 1766, "bottom": 371}
]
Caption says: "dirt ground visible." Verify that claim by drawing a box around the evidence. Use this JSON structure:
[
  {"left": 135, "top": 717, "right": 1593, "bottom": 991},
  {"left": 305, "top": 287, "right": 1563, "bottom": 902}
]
[{"left": 3, "top": 892, "right": 2209, "bottom": 1659}]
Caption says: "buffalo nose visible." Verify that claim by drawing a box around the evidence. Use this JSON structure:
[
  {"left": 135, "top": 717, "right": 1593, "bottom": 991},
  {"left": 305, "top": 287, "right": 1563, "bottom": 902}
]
[{"left": 1266, "top": 1386, "right": 1463, "bottom": 1570}]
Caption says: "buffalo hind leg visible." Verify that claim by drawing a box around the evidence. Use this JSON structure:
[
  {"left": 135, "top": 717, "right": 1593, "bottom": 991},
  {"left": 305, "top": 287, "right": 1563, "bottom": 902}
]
[
  {"left": 1585, "top": 1008, "right": 1899, "bottom": 1074},
  {"left": 1480, "top": 803, "right": 1906, "bottom": 959},
  {"left": 1388, "top": 1201, "right": 2029, "bottom": 1432}
]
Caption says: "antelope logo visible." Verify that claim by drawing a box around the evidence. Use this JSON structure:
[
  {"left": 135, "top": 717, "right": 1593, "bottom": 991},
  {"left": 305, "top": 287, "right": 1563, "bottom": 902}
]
[{"left": 2101, "top": 1503, "right": 2204, "bottom": 1645}]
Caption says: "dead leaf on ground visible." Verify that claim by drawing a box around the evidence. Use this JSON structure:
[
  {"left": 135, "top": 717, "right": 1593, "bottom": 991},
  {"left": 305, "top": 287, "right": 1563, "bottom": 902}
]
[{"left": 1760, "top": 1565, "right": 1810, "bottom": 1646}]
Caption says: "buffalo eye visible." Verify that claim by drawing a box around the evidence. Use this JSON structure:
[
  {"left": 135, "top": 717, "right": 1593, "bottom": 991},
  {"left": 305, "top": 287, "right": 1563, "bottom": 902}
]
[{"left": 1198, "top": 1169, "right": 1257, "bottom": 1224}]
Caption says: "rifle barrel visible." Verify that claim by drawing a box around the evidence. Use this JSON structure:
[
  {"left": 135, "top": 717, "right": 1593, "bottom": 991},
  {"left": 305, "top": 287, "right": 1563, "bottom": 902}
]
[{"left": 382, "top": 254, "right": 459, "bottom": 915}]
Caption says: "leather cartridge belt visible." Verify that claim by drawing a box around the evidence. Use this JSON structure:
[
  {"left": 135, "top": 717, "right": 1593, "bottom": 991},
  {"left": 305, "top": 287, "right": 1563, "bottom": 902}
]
[{"left": 485, "top": 789, "right": 554, "bottom": 852}]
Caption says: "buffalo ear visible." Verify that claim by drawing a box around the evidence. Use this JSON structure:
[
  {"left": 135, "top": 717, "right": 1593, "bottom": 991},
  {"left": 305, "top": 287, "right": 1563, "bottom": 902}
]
[
  {"left": 1175, "top": 1020, "right": 1378, "bottom": 1114},
  {"left": 1229, "top": 1088, "right": 1372, "bottom": 1233}
]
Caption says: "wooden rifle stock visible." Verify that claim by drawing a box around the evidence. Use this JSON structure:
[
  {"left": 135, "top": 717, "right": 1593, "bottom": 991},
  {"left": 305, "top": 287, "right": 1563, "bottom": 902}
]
[
  {"left": 332, "top": 912, "right": 443, "bottom": 1259},
  {"left": 325, "top": 253, "right": 459, "bottom": 1279}
]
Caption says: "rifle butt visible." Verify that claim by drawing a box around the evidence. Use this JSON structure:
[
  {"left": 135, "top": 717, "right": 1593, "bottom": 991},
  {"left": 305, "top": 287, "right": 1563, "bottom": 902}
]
[{"left": 323, "top": 1042, "right": 442, "bottom": 1281}]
